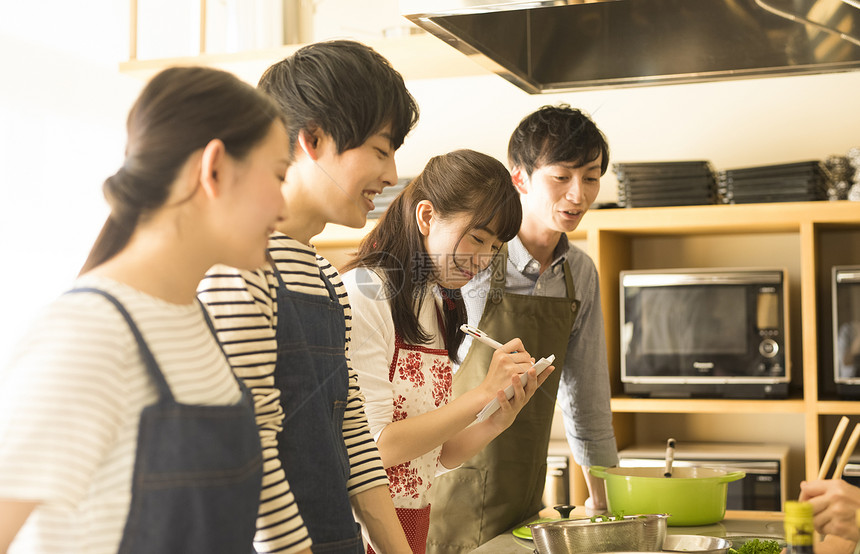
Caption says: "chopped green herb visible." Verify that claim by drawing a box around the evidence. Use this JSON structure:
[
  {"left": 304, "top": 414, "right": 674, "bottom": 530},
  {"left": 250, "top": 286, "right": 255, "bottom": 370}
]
[{"left": 727, "top": 538, "right": 782, "bottom": 554}]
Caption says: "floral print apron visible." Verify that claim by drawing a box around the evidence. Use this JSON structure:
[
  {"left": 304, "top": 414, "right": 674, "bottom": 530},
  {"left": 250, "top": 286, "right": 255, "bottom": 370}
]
[{"left": 368, "top": 311, "right": 452, "bottom": 554}]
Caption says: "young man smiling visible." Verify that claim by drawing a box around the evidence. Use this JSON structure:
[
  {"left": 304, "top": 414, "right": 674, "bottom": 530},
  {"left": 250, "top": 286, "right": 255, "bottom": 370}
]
[
  {"left": 198, "top": 41, "right": 419, "bottom": 554},
  {"left": 428, "top": 104, "right": 619, "bottom": 553}
]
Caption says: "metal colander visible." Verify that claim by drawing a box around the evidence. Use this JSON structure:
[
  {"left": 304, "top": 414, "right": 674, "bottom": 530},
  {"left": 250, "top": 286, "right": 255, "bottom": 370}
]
[{"left": 529, "top": 514, "right": 669, "bottom": 554}]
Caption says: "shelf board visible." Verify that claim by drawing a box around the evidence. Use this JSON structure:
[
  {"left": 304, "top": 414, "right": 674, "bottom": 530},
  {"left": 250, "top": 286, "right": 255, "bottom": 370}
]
[
  {"left": 582, "top": 201, "right": 860, "bottom": 235},
  {"left": 815, "top": 400, "right": 860, "bottom": 415},
  {"left": 611, "top": 396, "right": 806, "bottom": 414},
  {"left": 119, "top": 34, "right": 492, "bottom": 84},
  {"left": 310, "top": 201, "right": 859, "bottom": 246}
]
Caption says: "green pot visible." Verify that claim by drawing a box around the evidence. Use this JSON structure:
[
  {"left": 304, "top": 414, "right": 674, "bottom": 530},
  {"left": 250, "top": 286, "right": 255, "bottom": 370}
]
[{"left": 589, "top": 466, "right": 746, "bottom": 526}]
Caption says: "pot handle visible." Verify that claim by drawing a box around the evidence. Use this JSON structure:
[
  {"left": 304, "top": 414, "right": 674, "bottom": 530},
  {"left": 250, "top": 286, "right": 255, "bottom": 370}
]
[
  {"left": 718, "top": 470, "right": 746, "bottom": 483},
  {"left": 589, "top": 465, "right": 609, "bottom": 479}
]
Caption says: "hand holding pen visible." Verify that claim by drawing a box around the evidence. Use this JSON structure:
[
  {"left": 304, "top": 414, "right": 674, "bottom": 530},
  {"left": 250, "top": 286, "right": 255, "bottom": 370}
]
[
  {"left": 460, "top": 324, "right": 556, "bottom": 421},
  {"left": 461, "top": 324, "right": 516, "bottom": 352}
]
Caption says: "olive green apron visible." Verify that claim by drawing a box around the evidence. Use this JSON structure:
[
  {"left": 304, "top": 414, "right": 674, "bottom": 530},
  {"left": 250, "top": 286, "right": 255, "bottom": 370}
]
[{"left": 426, "top": 244, "right": 579, "bottom": 553}]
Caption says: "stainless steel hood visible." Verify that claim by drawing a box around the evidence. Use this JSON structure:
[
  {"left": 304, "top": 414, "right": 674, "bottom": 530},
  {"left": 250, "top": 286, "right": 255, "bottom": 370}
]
[{"left": 401, "top": 0, "right": 860, "bottom": 93}]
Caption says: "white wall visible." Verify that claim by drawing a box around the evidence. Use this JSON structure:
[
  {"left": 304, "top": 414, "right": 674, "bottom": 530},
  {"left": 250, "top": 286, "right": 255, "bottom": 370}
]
[
  {"left": 0, "top": 1, "right": 143, "bottom": 358},
  {"left": 395, "top": 70, "right": 860, "bottom": 204},
  {"left": 1, "top": 1, "right": 859, "bottom": 360}
]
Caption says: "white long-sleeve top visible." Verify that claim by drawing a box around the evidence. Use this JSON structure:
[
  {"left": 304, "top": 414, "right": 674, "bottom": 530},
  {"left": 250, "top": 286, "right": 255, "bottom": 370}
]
[
  {"left": 340, "top": 269, "right": 447, "bottom": 442},
  {"left": 341, "top": 268, "right": 456, "bottom": 510}
]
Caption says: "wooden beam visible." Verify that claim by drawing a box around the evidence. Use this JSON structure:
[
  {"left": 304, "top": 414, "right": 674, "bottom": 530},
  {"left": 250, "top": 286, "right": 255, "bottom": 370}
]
[
  {"left": 199, "top": 0, "right": 206, "bottom": 54},
  {"left": 129, "top": 0, "right": 138, "bottom": 60}
]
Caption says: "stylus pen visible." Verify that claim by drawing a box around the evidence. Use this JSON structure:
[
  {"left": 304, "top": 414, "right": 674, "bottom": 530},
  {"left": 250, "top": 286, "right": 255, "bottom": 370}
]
[{"left": 460, "top": 324, "right": 506, "bottom": 350}]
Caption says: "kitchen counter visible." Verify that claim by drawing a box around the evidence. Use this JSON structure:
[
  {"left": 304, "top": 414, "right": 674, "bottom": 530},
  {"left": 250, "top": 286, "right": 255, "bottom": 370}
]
[{"left": 471, "top": 511, "right": 784, "bottom": 553}]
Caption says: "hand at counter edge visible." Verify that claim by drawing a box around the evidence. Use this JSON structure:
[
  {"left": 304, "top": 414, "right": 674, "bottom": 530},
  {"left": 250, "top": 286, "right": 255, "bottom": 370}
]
[{"left": 799, "top": 478, "right": 860, "bottom": 544}]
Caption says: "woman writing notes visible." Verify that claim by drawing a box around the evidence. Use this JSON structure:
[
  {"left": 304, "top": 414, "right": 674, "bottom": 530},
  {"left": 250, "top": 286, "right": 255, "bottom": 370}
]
[
  {"left": 341, "top": 149, "right": 555, "bottom": 553},
  {"left": 0, "top": 67, "right": 292, "bottom": 553}
]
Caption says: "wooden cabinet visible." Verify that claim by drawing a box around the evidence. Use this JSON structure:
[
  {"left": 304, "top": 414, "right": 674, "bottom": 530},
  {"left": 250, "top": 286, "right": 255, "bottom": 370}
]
[
  {"left": 574, "top": 201, "right": 860, "bottom": 475},
  {"left": 569, "top": 201, "right": 860, "bottom": 503},
  {"left": 315, "top": 200, "right": 860, "bottom": 503}
]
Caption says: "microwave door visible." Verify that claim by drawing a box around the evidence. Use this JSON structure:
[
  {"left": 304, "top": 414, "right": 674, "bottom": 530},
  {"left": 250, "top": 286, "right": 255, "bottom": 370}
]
[
  {"left": 621, "top": 268, "right": 788, "bottom": 398},
  {"left": 626, "top": 284, "right": 752, "bottom": 378}
]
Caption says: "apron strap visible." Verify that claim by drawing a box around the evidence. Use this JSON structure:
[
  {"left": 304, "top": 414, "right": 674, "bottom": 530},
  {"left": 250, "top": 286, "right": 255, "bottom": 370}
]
[
  {"left": 487, "top": 244, "right": 508, "bottom": 305},
  {"left": 66, "top": 287, "right": 175, "bottom": 402},
  {"left": 433, "top": 295, "right": 452, "bottom": 353},
  {"left": 561, "top": 256, "right": 580, "bottom": 313},
  {"left": 267, "top": 248, "right": 339, "bottom": 302}
]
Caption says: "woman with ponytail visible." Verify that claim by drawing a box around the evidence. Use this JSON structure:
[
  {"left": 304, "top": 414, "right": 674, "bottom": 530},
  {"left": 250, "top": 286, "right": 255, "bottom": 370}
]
[
  {"left": 0, "top": 66, "right": 297, "bottom": 554},
  {"left": 340, "top": 149, "right": 555, "bottom": 553}
]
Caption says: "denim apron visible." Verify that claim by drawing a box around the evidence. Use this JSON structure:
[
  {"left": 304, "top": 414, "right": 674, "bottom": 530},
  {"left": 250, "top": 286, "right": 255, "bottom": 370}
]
[
  {"left": 270, "top": 259, "right": 364, "bottom": 553},
  {"left": 67, "top": 287, "right": 262, "bottom": 554},
  {"left": 426, "top": 244, "right": 578, "bottom": 553}
]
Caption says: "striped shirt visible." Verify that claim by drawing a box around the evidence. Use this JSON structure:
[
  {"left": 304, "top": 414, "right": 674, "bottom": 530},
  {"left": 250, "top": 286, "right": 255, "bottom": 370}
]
[
  {"left": 197, "top": 232, "right": 389, "bottom": 554},
  {"left": 0, "top": 276, "right": 244, "bottom": 554}
]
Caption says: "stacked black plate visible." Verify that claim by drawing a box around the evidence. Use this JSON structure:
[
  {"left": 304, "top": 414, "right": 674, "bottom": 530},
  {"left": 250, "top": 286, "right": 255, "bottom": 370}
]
[
  {"left": 367, "top": 177, "right": 411, "bottom": 219},
  {"left": 716, "top": 161, "right": 828, "bottom": 204},
  {"left": 613, "top": 161, "right": 717, "bottom": 208}
]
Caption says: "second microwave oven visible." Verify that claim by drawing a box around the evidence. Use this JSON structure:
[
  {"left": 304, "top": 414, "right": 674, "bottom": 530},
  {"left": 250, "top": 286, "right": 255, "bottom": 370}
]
[
  {"left": 833, "top": 266, "right": 860, "bottom": 398},
  {"left": 620, "top": 268, "right": 790, "bottom": 398}
]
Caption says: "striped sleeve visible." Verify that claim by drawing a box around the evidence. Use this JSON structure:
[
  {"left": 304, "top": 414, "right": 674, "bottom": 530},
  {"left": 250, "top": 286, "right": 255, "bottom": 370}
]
[
  {"left": 197, "top": 265, "right": 312, "bottom": 554},
  {"left": 318, "top": 257, "right": 390, "bottom": 495}
]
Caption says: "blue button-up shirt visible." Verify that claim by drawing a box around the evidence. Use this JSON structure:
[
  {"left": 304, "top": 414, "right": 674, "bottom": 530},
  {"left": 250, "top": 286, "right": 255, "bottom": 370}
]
[{"left": 458, "top": 234, "right": 619, "bottom": 468}]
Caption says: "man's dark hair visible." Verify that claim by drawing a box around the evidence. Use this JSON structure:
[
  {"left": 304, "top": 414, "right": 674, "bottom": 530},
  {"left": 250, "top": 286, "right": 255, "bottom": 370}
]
[
  {"left": 508, "top": 104, "right": 609, "bottom": 176},
  {"left": 258, "top": 39, "right": 419, "bottom": 153}
]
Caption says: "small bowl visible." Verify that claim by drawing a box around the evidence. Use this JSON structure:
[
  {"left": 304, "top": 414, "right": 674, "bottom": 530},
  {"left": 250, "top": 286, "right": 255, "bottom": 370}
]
[
  {"left": 530, "top": 514, "right": 668, "bottom": 554},
  {"left": 663, "top": 534, "right": 732, "bottom": 554}
]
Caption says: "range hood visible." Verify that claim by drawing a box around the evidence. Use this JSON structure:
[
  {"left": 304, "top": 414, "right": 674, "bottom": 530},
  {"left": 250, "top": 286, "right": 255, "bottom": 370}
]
[{"left": 401, "top": 0, "right": 860, "bottom": 93}]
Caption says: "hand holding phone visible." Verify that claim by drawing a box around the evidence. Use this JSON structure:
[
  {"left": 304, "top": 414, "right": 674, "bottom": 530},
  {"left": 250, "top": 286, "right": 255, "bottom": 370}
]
[
  {"left": 460, "top": 324, "right": 554, "bottom": 421},
  {"left": 475, "top": 354, "right": 555, "bottom": 422}
]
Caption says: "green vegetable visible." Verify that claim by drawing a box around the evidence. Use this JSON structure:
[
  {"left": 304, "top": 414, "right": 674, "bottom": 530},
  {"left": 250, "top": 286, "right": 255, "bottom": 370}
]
[
  {"left": 727, "top": 538, "right": 782, "bottom": 554},
  {"left": 589, "top": 512, "right": 626, "bottom": 523}
]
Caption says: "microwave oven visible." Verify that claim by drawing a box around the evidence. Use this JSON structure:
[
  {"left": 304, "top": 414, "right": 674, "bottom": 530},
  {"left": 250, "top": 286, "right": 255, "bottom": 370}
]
[
  {"left": 832, "top": 266, "right": 860, "bottom": 398},
  {"left": 620, "top": 268, "right": 790, "bottom": 398},
  {"left": 618, "top": 442, "right": 788, "bottom": 512}
]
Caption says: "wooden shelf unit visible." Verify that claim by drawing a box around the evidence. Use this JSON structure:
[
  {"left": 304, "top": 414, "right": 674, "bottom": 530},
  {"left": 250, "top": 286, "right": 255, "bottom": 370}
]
[
  {"left": 315, "top": 201, "right": 860, "bottom": 498},
  {"left": 572, "top": 201, "right": 860, "bottom": 487}
]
